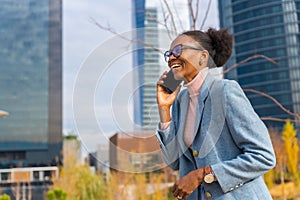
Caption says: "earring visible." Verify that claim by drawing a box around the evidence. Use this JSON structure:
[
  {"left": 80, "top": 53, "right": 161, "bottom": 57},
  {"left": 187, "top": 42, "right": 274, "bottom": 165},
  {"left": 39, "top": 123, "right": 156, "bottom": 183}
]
[{"left": 199, "top": 60, "right": 203, "bottom": 66}]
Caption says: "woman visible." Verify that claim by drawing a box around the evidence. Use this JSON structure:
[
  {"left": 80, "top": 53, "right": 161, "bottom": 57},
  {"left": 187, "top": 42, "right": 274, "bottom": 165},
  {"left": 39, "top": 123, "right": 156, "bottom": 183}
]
[{"left": 156, "top": 28, "right": 276, "bottom": 200}]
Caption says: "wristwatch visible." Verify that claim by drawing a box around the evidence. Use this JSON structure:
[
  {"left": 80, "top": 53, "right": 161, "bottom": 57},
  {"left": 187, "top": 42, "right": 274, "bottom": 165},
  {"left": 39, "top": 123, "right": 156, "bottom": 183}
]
[{"left": 204, "top": 166, "right": 215, "bottom": 184}]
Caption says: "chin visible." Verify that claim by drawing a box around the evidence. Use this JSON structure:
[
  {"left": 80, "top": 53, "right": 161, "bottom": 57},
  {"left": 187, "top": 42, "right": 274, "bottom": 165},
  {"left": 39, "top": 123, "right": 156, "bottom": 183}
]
[{"left": 174, "top": 73, "right": 184, "bottom": 81}]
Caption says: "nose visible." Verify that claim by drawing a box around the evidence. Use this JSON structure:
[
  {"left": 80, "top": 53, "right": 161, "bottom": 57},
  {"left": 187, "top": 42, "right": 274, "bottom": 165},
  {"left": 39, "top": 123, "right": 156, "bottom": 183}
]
[
  {"left": 169, "top": 53, "right": 177, "bottom": 60},
  {"left": 167, "top": 54, "right": 177, "bottom": 67}
]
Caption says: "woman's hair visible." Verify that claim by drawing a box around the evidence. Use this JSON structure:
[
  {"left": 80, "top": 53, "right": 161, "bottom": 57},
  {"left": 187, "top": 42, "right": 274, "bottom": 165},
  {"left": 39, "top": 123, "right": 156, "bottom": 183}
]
[{"left": 182, "top": 28, "right": 233, "bottom": 68}]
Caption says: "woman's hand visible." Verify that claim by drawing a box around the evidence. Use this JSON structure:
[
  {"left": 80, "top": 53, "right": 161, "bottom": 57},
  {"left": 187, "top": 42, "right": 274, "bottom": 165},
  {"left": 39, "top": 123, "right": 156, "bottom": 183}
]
[
  {"left": 157, "top": 71, "right": 181, "bottom": 123},
  {"left": 157, "top": 71, "right": 181, "bottom": 107},
  {"left": 172, "top": 168, "right": 204, "bottom": 200}
]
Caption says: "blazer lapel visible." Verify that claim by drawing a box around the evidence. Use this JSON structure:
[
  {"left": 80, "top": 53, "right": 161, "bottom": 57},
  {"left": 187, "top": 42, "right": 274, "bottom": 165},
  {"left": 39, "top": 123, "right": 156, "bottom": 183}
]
[
  {"left": 177, "top": 90, "right": 190, "bottom": 153},
  {"left": 193, "top": 74, "right": 215, "bottom": 137},
  {"left": 177, "top": 73, "right": 216, "bottom": 162},
  {"left": 177, "top": 90, "right": 198, "bottom": 163}
]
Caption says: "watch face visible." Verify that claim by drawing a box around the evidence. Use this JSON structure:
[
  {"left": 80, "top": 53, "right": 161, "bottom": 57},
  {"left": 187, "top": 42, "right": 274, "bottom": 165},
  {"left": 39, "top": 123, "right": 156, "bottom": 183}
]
[{"left": 204, "top": 174, "right": 214, "bottom": 183}]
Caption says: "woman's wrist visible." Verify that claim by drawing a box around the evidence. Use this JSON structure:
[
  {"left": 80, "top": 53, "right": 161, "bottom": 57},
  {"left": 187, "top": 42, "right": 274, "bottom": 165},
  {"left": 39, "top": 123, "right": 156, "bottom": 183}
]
[
  {"left": 158, "top": 105, "right": 171, "bottom": 123},
  {"left": 195, "top": 168, "right": 205, "bottom": 184}
]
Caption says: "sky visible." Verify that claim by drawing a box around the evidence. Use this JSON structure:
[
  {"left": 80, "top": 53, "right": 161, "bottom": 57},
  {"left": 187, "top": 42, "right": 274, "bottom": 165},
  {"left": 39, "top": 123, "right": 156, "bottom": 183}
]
[{"left": 63, "top": 0, "right": 219, "bottom": 152}]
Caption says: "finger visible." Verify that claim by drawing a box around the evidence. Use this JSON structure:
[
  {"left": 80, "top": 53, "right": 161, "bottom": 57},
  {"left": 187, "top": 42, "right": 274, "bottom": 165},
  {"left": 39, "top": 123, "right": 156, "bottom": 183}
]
[
  {"left": 157, "top": 80, "right": 164, "bottom": 86},
  {"left": 172, "top": 182, "right": 177, "bottom": 193},
  {"left": 173, "top": 183, "right": 183, "bottom": 198},
  {"left": 183, "top": 194, "right": 188, "bottom": 200},
  {"left": 160, "top": 70, "right": 168, "bottom": 78},
  {"left": 157, "top": 82, "right": 168, "bottom": 94},
  {"left": 176, "top": 192, "right": 184, "bottom": 200},
  {"left": 173, "top": 186, "right": 181, "bottom": 197},
  {"left": 159, "top": 74, "right": 167, "bottom": 81}
]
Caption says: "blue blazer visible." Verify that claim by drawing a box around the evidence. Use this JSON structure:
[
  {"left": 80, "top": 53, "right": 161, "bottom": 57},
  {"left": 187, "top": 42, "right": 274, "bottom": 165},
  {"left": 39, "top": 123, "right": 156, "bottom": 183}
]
[{"left": 156, "top": 73, "right": 276, "bottom": 200}]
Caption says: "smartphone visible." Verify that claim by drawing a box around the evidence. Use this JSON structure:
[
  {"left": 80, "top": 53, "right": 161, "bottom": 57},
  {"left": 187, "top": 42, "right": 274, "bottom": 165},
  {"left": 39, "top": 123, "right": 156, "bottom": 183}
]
[{"left": 161, "top": 70, "right": 182, "bottom": 94}]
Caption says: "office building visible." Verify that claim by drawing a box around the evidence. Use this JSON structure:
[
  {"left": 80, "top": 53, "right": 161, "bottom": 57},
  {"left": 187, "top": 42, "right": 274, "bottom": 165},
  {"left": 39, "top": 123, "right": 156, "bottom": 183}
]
[
  {"left": 0, "top": 0, "right": 62, "bottom": 168},
  {"left": 132, "top": 0, "right": 190, "bottom": 130},
  {"left": 219, "top": 0, "right": 300, "bottom": 128}
]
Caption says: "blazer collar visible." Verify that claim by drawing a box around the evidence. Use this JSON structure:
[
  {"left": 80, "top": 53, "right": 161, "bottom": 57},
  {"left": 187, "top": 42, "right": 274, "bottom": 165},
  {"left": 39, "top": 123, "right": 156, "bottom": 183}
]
[
  {"left": 198, "top": 72, "right": 216, "bottom": 103},
  {"left": 193, "top": 72, "right": 216, "bottom": 141},
  {"left": 177, "top": 72, "right": 216, "bottom": 160}
]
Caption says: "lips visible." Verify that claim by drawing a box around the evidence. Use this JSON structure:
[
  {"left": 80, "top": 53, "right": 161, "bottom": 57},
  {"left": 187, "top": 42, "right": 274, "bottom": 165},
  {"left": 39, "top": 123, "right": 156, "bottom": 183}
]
[{"left": 170, "top": 63, "right": 182, "bottom": 69}]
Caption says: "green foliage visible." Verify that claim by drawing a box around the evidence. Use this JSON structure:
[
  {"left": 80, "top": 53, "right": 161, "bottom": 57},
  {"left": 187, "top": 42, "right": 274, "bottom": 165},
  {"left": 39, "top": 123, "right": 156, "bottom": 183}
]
[
  {"left": 47, "top": 188, "right": 67, "bottom": 200},
  {"left": 63, "top": 135, "right": 77, "bottom": 140},
  {"left": 0, "top": 194, "right": 11, "bottom": 200},
  {"left": 54, "top": 143, "right": 108, "bottom": 200}
]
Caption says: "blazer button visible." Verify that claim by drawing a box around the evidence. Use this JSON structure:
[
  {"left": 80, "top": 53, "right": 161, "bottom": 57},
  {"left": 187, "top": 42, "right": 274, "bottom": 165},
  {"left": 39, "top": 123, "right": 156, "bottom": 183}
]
[
  {"left": 192, "top": 150, "right": 198, "bottom": 157},
  {"left": 205, "top": 191, "right": 212, "bottom": 198}
]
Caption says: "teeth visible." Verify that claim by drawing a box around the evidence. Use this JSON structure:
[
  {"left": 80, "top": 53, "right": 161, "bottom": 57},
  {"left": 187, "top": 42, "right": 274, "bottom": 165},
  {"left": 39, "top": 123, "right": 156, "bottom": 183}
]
[{"left": 171, "top": 64, "right": 181, "bottom": 69}]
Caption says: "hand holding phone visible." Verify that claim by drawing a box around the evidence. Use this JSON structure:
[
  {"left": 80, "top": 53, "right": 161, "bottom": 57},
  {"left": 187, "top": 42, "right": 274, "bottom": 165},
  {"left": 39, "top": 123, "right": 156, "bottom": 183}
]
[{"left": 161, "top": 70, "right": 182, "bottom": 94}]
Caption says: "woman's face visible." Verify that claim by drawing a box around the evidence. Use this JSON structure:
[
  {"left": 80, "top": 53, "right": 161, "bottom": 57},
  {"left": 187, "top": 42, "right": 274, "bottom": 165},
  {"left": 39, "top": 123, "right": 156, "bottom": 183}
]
[{"left": 167, "top": 35, "right": 205, "bottom": 82}]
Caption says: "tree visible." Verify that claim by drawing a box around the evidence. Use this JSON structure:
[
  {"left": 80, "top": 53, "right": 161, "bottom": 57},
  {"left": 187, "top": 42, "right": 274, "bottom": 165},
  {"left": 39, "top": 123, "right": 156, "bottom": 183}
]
[
  {"left": 282, "top": 120, "right": 300, "bottom": 185},
  {"left": 47, "top": 188, "right": 67, "bottom": 200},
  {"left": 0, "top": 194, "right": 10, "bottom": 200},
  {"left": 53, "top": 143, "right": 108, "bottom": 200}
]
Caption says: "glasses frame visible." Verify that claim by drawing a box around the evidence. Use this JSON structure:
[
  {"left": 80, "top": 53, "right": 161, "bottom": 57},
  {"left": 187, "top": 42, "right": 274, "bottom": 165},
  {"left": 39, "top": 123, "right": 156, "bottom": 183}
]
[{"left": 163, "top": 44, "right": 203, "bottom": 62}]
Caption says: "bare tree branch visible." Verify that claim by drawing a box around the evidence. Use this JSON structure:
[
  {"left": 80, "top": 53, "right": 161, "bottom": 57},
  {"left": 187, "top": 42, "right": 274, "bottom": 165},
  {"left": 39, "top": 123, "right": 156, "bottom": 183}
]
[
  {"left": 172, "top": 0, "right": 185, "bottom": 32},
  {"left": 90, "top": 17, "right": 131, "bottom": 44},
  {"left": 134, "top": 38, "right": 164, "bottom": 54},
  {"left": 157, "top": 1, "right": 174, "bottom": 40},
  {"left": 146, "top": 12, "right": 172, "bottom": 39},
  {"left": 188, "top": 0, "right": 197, "bottom": 30},
  {"left": 200, "top": 0, "right": 212, "bottom": 30},
  {"left": 162, "top": 0, "right": 177, "bottom": 35},
  {"left": 90, "top": 17, "right": 164, "bottom": 54},
  {"left": 261, "top": 117, "right": 300, "bottom": 123},
  {"left": 223, "top": 54, "right": 278, "bottom": 74},
  {"left": 195, "top": 0, "right": 200, "bottom": 26},
  {"left": 243, "top": 88, "right": 300, "bottom": 118}
]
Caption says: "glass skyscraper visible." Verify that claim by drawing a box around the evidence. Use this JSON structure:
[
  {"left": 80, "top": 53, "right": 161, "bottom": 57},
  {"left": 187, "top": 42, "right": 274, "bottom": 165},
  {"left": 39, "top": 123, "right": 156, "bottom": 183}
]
[
  {"left": 132, "top": 0, "right": 190, "bottom": 130},
  {"left": 0, "top": 0, "right": 62, "bottom": 168},
  {"left": 219, "top": 0, "right": 300, "bottom": 128}
]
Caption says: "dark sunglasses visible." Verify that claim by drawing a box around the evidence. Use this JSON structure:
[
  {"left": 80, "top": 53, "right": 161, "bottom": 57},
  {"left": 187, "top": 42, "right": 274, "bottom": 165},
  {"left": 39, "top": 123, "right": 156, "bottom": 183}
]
[{"left": 164, "top": 44, "right": 203, "bottom": 62}]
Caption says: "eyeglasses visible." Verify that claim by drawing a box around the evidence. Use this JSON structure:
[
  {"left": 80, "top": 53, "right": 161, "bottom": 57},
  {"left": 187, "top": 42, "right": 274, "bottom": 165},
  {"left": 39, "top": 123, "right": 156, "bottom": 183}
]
[{"left": 163, "top": 44, "right": 203, "bottom": 62}]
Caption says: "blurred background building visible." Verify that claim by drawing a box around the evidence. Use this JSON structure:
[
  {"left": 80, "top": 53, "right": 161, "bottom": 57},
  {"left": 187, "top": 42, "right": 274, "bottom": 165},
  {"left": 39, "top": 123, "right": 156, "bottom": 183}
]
[
  {"left": 109, "top": 131, "right": 163, "bottom": 173},
  {"left": 132, "top": 0, "right": 191, "bottom": 130},
  {"left": 0, "top": 0, "right": 62, "bottom": 199},
  {"left": 219, "top": 0, "right": 300, "bottom": 129},
  {"left": 0, "top": 0, "right": 62, "bottom": 168}
]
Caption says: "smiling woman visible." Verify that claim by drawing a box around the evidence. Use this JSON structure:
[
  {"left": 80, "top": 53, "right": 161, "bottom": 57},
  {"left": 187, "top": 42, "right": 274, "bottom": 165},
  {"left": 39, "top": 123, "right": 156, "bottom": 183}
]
[{"left": 156, "top": 28, "right": 276, "bottom": 200}]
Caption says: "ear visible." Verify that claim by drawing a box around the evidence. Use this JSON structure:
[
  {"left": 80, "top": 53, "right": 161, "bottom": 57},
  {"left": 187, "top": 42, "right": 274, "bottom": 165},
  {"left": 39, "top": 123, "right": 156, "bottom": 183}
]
[
  {"left": 199, "top": 50, "right": 209, "bottom": 67},
  {"left": 200, "top": 50, "right": 209, "bottom": 62}
]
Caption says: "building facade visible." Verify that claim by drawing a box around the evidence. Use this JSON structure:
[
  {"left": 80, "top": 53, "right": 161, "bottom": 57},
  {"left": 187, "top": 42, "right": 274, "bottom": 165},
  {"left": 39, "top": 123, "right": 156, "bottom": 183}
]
[
  {"left": 219, "top": 0, "right": 300, "bottom": 128},
  {"left": 109, "top": 131, "right": 163, "bottom": 173},
  {"left": 132, "top": 0, "right": 190, "bottom": 130},
  {"left": 0, "top": 0, "right": 62, "bottom": 168}
]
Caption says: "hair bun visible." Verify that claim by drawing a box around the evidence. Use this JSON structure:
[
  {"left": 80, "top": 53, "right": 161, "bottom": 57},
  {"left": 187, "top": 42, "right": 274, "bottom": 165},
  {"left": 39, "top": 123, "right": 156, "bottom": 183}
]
[{"left": 207, "top": 28, "right": 233, "bottom": 67}]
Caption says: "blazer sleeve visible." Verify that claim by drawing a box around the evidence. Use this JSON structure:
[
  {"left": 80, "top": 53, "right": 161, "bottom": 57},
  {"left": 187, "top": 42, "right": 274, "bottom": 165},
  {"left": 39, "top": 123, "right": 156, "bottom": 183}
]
[
  {"left": 211, "top": 80, "right": 276, "bottom": 193},
  {"left": 156, "top": 98, "right": 181, "bottom": 170}
]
